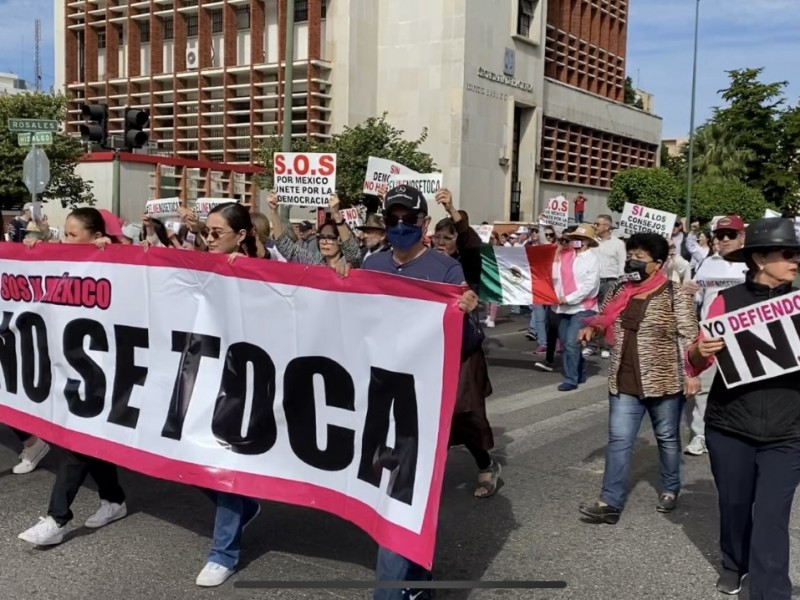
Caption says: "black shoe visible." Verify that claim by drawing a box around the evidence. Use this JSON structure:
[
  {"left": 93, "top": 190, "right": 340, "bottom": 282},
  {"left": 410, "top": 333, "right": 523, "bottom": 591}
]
[
  {"left": 525, "top": 332, "right": 537, "bottom": 341},
  {"left": 716, "top": 571, "right": 747, "bottom": 595},
  {"left": 656, "top": 492, "right": 678, "bottom": 513},
  {"left": 578, "top": 500, "right": 620, "bottom": 524}
]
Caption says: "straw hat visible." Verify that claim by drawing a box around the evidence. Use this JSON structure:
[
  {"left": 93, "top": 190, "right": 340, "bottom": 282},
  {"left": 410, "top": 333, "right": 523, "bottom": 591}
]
[{"left": 564, "top": 224, "right": 599, "bottom": 248}]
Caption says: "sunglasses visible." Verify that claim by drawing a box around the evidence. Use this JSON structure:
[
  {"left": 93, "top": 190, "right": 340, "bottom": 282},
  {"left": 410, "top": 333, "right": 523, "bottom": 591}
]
[
  {"left": 714, "top": 230, "right": 740, "bottom": 241},
  {"left": 207, "top": 229, "right": 234, "bottom": 241},
  {"left": 545, "top": 233, "right": 556, "bottom": 239},
  {"left": 769, "top": 248, "right": 800, "bottom": 260},
  {"left": 385, "top": 213, "right": 421, "bottom": 227},
  {"left": 318, "top": 234, "right": 338, "bottom": 241}
]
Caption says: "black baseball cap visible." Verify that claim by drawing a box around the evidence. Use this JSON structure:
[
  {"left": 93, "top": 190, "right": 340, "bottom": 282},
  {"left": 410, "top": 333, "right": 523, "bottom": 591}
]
[{"left": 384, "top": 185, "right": 428, "bottom": 215}]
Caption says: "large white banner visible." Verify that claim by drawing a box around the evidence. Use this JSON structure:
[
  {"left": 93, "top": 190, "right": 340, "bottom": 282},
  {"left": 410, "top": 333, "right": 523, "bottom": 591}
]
[
  {"left": 0, "top": 245, "right": 463, "bottom": 568},
  {"left": 701, "top": 290, "right": 800, "bottom": 388}
]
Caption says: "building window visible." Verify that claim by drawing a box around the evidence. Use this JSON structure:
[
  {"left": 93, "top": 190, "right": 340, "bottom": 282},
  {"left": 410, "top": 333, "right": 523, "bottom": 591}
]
[
  {"left": 163, "top": 18, "right": 174, "bottom": 40},
  {"left": 237, "top": 6, "right": 250, "bottom": 30},
  {"left": 140, "top": 21, "right": 150, "bottom": 43},
  {"left": 187, "top": 14, "right": 199, "bottom": 37},
  {"left": 117, "top": 25, "right": 124, "bottom": 44},
  {"left": 97, "top": 29, "right": 106, "bottom": 49},
  {"left": 295, "top": 0, "right": 308, "bottom": 22},
  {"left": 322, "top": 0, "right": 327, "bottom": 19},
  {"left": 517, "top": 0, "right": 536, "bottom": 37},
  {"left": 210, "top": 10, "right": 223, "bottom": 34}
]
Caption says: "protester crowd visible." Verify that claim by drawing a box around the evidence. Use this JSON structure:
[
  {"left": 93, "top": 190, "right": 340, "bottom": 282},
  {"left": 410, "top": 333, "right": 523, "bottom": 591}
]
[{"left": 2, "top": 187, "right": 800, "bottom": 600}]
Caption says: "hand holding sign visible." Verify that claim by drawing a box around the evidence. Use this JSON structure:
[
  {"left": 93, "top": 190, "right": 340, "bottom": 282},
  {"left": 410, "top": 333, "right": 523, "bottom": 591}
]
[
  {"left": 697, "top": 337, "right": 726, "bottom": 358},
  {"left": 435, "top": 188, "right": 454, "bottom": 213},
  {"left": 267, "top": 190, "right": 279, "bottom": 212}
]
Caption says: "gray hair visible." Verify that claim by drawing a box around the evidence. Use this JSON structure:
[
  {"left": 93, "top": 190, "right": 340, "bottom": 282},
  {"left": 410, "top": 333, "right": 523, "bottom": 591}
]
[{"left": 596, "top": 214, "right": 613, "bottom": 225}]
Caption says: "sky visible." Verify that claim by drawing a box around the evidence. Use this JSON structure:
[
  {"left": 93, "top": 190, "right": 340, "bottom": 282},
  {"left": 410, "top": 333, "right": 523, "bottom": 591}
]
[
  {"left": 627, "top": 0, "right": 800, "bottom": 139},
  {"left": 0, "top": 0, "right": 797, "bottom": 141}
]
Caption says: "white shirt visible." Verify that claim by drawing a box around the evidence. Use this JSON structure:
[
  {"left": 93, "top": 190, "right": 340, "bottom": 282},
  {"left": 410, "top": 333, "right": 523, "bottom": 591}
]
[
  {"left": 596, "top": 235, "right": 626, "bottom": 279},
  {"left": 693, "top": 254, "right": 748, "bottom": 319},
  {"left": 684, "top": 232, "right": 711, "bottom": 273},
  {"left": 667, "top": 254, "right": 691, "bottom": 284},
  {"left": 554, "top": 250, "right": 601, "bottom": 315}
]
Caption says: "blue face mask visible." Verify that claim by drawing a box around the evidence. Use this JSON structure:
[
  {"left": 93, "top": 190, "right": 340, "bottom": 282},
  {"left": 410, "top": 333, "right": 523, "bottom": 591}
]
[{"left": 387, "top": 222, "right": 423, "bottom": 250}]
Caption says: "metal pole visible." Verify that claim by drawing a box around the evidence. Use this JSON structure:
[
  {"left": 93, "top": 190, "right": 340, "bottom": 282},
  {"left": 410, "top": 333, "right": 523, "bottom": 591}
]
[
  {"left": 685, "top": 0, "right": 700, "bottom": 225},
  {"left": 112, "top": 150, "right": 121, "bottom": 216},
  {"left": 279, "top": 0, "right": 295, "bottom": 221},
  {"left": 31, "top": 143, "right": 38, "bottom": 207}
]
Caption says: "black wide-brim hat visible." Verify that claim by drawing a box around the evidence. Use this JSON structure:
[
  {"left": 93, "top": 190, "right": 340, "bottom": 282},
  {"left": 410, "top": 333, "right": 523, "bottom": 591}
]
[{"left": 725, "top": 217, "right": 800, "bottom": 262}]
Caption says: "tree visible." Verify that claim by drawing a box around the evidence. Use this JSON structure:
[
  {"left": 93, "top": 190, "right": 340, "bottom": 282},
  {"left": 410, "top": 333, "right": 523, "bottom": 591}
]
[
  {"left": 682, "top": 122, "right": 754, "bottom": 180},
  {"left": 608, "top": 167, "right": 683, "bottom": 214},
  {"left": 689, "top": 177, "right": 772, "bottom": 223},
  {"left": 254, "top": 113, "right": 437, "bottom": 207},
  {"left": 624, "top": 76, "right": 644, "bottom": 110},
  {"left": 660, "top": 142, "right": 685, "bottom": 179},
  {"left": 0, "top": 92, "right": 94, "bottom": 210},
  {"left": 712, "top": 68, "right": 790, "bottom": 208}
]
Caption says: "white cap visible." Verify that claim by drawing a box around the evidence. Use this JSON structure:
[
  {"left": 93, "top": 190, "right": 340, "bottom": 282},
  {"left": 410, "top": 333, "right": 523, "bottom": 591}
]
[
  {"left": 515, "top": 226, "right": 529, "bottom": 234},
  {"left": 22, "top": 203, "right": 32, "bottom": 212}
]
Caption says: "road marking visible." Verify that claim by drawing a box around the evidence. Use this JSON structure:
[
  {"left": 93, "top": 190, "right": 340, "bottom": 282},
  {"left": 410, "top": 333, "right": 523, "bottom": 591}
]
[
  {"left": 495, "top": 402, "right": 608, "bottom": 459},
  {"left": 488, "top": 377, "right": 607, "bottom": 416}
]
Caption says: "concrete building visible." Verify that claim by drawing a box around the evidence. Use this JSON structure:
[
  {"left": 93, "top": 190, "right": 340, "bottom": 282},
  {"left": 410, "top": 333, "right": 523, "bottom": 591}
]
[
  {"left": 55, "top": 0, "right": 661, "bottom": 223},
  {"left": 0, "top": 72, "right": 29, "bottom": 96},
  {"left": 662, "top": 137, "right": 688, "bottom": 158}
]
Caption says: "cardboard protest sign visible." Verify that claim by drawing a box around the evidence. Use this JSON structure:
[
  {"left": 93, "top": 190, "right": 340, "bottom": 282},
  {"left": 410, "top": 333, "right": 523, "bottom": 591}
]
[
  {"left": 340, "top": 207, "right": 363, "bottom": 229},
  {"left": 701, "top": 290, "right": 800, "bottom": 388},
  {"left": 146, "top": 198, "right": 181, "bottom": 219},
  {"left": 274, "top": 152, "right": 337, "bottom": 206},
  {"left": 194, "top": 197, "right": 230, "bottom": 220},
  {"left": 0, "top": 243, "right": 463, "bottom": 569},
  {"left": 388, "top": 173, "right": 443, "bottom": 204},
  {"left": 619, "top": 202, "right": 677, "bottom": 238},
  {"left": 362, "top": 157, "right": 416, "bottom": 196},
  {"left": 765, "top": 208, "right": 781, "bottom": 218},
  {"left": 542, "top": 196, "right": 569, "bottom": 229},
  {"left": 472, "top": 224, "right": 494, "bottom": 244}
]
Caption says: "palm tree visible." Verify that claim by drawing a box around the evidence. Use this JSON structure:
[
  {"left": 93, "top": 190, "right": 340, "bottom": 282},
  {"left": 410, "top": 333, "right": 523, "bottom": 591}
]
[{"left": 681, "top": 122, "right": 755, "bottom": 180}]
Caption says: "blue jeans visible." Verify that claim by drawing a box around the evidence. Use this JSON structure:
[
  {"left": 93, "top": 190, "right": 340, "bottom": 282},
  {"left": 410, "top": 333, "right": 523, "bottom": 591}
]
[
  {"left": 601, "top": 393, "right": 683, "bottom": 510},
  {"left": 375, "top": 547, "right": 431, "bottom": 600},
  {"left": 557, "top": 310, "right": 595, "bottom": 386},
  {"left": 528, "top": 305, "right": 548, "bottom": 345},
  {"left": 201, "top": 490, "right": 260, "bottom": 570}
]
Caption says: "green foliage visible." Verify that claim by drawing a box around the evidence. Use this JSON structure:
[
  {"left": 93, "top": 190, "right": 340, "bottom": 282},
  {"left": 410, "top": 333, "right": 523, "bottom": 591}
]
[
  {"left": 608, "top": 167, "right": 683, "bottom": 214},
  {"left": 624, "top": 76, "right": 644, "bottom": 110},
  {"left": 689, "top": 177, "right": 772, "bottom": 223},
  {"left": 660, "top": 143, "right": 685, "bottom": 179},
  {"left": 0, "top": 92, "right": 94, "bottom": 210},
  {"left": 254, "top": 113, "right": 437, "bottom": 207},
  {"left": 688, "top": 68, "right": 798, "bottom": 211}
]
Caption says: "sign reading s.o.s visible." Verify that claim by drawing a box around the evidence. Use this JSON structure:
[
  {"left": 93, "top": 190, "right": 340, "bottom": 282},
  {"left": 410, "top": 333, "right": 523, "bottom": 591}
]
[{"left": 274, "top": 152, "right": 337, "bottom": 206}]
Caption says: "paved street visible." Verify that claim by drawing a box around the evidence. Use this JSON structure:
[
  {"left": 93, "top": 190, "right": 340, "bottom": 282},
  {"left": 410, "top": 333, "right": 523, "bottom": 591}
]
[{"left": 1, "top": 313, "right": 798, "bottom": 599}]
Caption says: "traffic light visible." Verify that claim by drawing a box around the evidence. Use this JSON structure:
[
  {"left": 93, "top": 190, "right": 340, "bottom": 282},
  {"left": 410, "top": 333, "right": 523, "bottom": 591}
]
[
  {"left": 80, "top": 102, "right": 108, "bottom": 147},
  {"left": 124, "top": 107, "right": 149, "bottom": 149}
]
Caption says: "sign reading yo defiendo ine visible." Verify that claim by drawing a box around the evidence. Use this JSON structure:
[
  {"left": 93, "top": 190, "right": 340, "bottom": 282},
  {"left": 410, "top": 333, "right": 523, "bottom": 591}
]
[
  {"left": 701, "top": 290, "right": 800, "bottom": 388},
  {"left": 0, "top": 243, "right": 464, "bottom": 568}
]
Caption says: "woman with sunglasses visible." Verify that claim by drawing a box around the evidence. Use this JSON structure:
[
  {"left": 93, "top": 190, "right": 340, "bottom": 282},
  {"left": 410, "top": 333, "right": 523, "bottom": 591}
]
[
  {"left": 683, "top": 216, "right": 747, "bottom": 458},
  {"left": 19, "top": 208, "right": 127, "bottom": 547},
  {"left": 193, "top": 202, "right": 262, "bottom": 587},
  {"left": 268, "top": 192, "right": 361, "bottom": 269},
  {"left": 687, "top": 218, "right": 800, "bottom": 599}
]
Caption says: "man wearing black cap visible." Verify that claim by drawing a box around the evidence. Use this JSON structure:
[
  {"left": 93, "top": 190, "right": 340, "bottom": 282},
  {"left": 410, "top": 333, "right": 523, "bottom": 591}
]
[
  {"left": 362, "top": 185, "right": 480, "bottom": 600},
  {"left": 296, "top": 220, "right": 319, "bottom": 254}
]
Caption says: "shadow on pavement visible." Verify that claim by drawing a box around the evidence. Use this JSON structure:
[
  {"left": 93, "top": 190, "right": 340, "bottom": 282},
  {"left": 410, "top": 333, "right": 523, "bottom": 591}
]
[{"left": 663, "top": 477, "right": 721, "bottom": 573}]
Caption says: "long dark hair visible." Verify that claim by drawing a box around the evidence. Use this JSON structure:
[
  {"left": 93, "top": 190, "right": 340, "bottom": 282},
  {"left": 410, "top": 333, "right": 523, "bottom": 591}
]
[
  {"left": 143, "top": 216, "right": 172, "bottom": 247},
  {"left": 68, "top": 207, "right": 107, "bottom": 238},
  {"left": 208, "top": 202, "right": 258, "bottom": 257}
]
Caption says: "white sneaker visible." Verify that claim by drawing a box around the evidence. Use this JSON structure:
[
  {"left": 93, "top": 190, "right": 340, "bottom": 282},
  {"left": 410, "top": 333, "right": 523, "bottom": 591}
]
[
  {"left": 84, "top": 500, "right": 127, "bottom": 528},
  {"left": 684, "top": 435, "right": 708, "bottom": 456},
  {"left": 484, "top": 319, "right": 495, "bottom": 328},
  {"left": 13, "top": 438, "right": 50, "bottom": 474},
  {"left": 600, "top": 350, "right": 611, "bottom": 359},
  {"left": 196, "top": 562, "right": 235, "bottom": 587},
  {"left": 18, "top": 516, "right": 65, "bottom": 546},
  {"left": 582, "top": 348, "right": 595, "bottom": 357}
]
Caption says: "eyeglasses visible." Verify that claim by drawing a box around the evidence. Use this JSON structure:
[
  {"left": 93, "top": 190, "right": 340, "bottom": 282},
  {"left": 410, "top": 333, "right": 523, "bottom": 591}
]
[
  {"left": 317, "top": 234, "right": 338, "bottom": 242},
  {"left": 433, "top": 234, "right": 456, "bottom": 244},
  {"left": 208, "top": 229, "right": 234, "bottom": 241},
  {"left": 714, "top": 230, "right": 740, "bottom": 241},
  {"left": 384, "top": 213, "right": 421, "bottom": 227}
]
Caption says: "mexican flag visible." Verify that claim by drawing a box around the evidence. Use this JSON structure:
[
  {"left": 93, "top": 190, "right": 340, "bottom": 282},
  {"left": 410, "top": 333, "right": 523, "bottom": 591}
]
[{"left": 480, "top": 244, "right": 558, "bottom": 306}]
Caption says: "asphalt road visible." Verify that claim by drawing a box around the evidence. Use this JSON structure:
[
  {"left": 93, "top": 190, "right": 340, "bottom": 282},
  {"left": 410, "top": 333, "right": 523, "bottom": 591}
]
[{"left": 1, "top": 313, "right": 798, "bottom": 599}]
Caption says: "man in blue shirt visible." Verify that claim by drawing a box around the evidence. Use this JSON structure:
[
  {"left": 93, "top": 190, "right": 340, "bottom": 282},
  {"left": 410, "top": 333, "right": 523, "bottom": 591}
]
[{"left": 362, "top": 185, "right": 478, "bottom": 600}]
